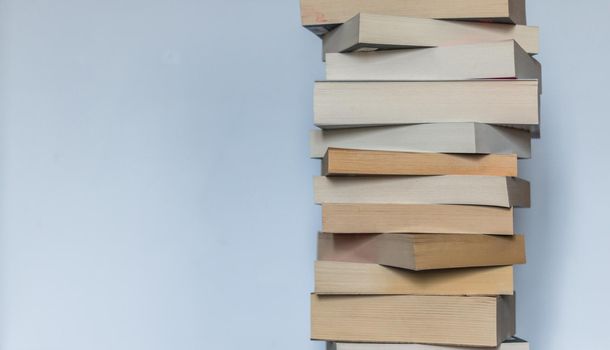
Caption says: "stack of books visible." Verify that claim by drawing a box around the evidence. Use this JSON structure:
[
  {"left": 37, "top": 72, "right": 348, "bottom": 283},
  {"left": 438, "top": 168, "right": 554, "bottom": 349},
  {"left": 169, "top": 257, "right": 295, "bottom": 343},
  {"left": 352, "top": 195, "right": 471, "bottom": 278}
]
[{"left": 301, "top": 1, "right": 540, "bottom": 349}]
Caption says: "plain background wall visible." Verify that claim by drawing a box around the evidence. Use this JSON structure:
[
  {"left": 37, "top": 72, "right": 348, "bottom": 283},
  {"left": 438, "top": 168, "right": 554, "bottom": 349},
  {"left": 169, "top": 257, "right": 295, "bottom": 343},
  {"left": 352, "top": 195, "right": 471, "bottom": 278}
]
[{"left": 0, "top": 1, "right": 608, "bottom": 349}]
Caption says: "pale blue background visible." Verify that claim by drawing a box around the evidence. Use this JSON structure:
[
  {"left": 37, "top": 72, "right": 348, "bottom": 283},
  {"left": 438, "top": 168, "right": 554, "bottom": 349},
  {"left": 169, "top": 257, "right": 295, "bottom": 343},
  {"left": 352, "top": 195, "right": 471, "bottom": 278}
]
[{"left": 0, "top": 1, "right": 607, "bottom": 349}]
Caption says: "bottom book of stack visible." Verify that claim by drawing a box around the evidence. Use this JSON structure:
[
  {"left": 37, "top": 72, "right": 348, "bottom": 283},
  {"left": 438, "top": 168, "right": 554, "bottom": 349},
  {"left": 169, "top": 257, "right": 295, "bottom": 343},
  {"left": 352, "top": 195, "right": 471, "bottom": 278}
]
[
  {"left": 327, "top": 337, "right": 529, "bottom": 350},
  {"left": 311, "top": 260, "right": 528, "bottom": 349},
  {"left": 312, "top": 294, "right": 514, "bottom": 346}
]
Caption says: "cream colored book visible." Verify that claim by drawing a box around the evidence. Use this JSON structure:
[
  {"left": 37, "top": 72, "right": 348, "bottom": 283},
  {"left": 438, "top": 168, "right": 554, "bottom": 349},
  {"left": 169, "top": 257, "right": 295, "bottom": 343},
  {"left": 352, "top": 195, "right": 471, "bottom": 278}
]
[
  {"left": 302, "top": 0, "right": 526, "bottom": 35},
  {"left": 310, "top": 124, "right": 532, "bottom": 159},
  {"left": 326, "top": 40, "right": 541, "bottom": 82},
  {"left": 315, "top": 261, "right": 514, "bottom": 295},
  {"left": 314, "top": 176, "right": 530, "bottom": 208},
  {"left": 311, "top": 294, "right": 515, "bottom": 346},
  {"left": 317, "top": 233, "right": 525, "bottom": 270},
  {"left": 314, "top": 80, "right": 539, "bottom": 132},
  {"left": 323, "top": 148, "right": 518, "bottom": 176},
  {"left": 327, "top": 338, "right": 529, "bottom": 350},
  {"left": 323, "top": 14, "right": 539, "bottom": 55},
  {"left": 322, "top": 204, "right": 514, "bottom": 234}
]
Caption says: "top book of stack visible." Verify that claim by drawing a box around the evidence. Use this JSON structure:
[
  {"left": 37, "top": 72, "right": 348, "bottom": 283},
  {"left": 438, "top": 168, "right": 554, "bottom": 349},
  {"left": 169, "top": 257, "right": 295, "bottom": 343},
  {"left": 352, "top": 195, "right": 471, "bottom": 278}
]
[{"left": 301, "top": 0, "right": 527, "bottom": 35}]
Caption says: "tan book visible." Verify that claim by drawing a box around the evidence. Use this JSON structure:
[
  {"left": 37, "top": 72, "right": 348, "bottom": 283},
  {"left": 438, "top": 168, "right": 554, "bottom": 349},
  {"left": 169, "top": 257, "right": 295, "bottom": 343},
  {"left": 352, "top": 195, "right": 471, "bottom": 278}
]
[
  {"left": 328, "top": 338, "right": 529, "bottom": 350},
  {"left": 301, "top": 0, "right": 527, "bottom": 35},
  {"left": 317, "top": 233, "right": 525, "bottom": 270},
  {"left": 323, "top": 14, "right": 539, "bottom": 55},
  {"left": 315, "top": 261, "right": 514, "bottom": 295},
  {"left": 310, "top": 124, "right": 532, "bottom": 159},
  {"left": 322, "top": 204, "right": 514, "bottom": 234},
  {"left": 326, "top": 40, "right": 541, "bottom": 82},
  {"left": 314, "top": 80, "right": 539, "bottom": 133},
  {"left": 311, "top": 294, "right": 515, "bottom": 346},
  {"left": 323, "top": 148, "right": 518, "bottom": 176},
  {"left": 314, "top": 176, "right": 530, "bottom": 208}
]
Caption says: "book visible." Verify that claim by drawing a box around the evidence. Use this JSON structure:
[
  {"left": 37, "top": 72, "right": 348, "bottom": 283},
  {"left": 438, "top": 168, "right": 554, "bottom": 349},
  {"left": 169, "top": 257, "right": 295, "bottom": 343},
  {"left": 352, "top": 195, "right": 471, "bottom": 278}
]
[
  {"left": 314, "top": 176, "right": 530, "bottom": 208},
  {"left": 327, "top": 337, "right": 529, "bottom": 350},
  {"left": 325, "top": 40, "right": 541, "bottom": 82},
  {"left": 301, "top": 0, "right": 527, "bottom": 35},
  {"left": 314, "top": 80, "right": 540, "bottom": 132},
  {"left": 323, "top": 148, "right": 518, "bottom": 176},
  {"left": 322, "top": 204, "right": 514, "bottom": 234},
  {"left": 311, "top": 294, "right": 515, "bottom": 346},
  {"left": 323, "top": 14, "right": 539, "bottom": 55},
  {"left": 317, "top": 233, "right": 525, "bottom": 270},
  {"left": 315, "top": 261, "right": 514, "bottom": 295},
  {"left": 310, "top": 123, "right": 532, "bottom": 159}
]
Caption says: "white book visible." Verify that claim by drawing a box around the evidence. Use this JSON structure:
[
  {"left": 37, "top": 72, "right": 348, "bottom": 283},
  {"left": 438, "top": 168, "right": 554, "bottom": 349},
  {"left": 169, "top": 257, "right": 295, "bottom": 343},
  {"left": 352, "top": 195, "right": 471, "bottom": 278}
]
[
  {"left": 326, "top": 40, "right": 541, "bottom": 83},
  {"left": 323, "top": 13, "right": 539, "bottom": 55},
  {"left": 310, "top": 124, "right": 531, "bottom": 159},
  {"left": 314, "top": 80, "right": 540, "bottom": 132},
  {"left": 314, "top": 175, "right": 530, "bottom": 208},
  {"left": 328, "top": 338, "right": 529, "bottom": 350}
]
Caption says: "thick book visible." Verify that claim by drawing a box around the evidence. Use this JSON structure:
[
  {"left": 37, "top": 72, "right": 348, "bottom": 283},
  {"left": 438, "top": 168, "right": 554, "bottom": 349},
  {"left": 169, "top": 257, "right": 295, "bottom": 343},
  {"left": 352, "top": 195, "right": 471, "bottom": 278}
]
[
  {"left": 322, "top": 204, "right": 514, "bottom": 234},
  {"left": 326, "top": 40, "right": 541, "bottom": 82},
  {"left": 315, "top": 261, "right": 514, "bottom": 295},
  {"left": 311, "top": 294, "right": 516, "bottom": 346},
  {"left": 314, "top": 176, "right": 530, "bottom": 208},
  {"left": 317, "top": 233, "right": 525, "bottom": 270},
  {"left": 310, "top": 124, "right": 532, "bottom": 159},
  {"left": 323, "top": 14, "right": 539, "bottom": 55},
  {"left": 301, "top": 0, "right": 527, "bottom": 35},
  {"left": 314, "top": 80, "right": 539, "bottom": 132},
  {"left": 323, "top": 148, "right": 518, "bottom": 176},
  {"left": 327, "top": 338, "right": 529, "bottom": 350}
]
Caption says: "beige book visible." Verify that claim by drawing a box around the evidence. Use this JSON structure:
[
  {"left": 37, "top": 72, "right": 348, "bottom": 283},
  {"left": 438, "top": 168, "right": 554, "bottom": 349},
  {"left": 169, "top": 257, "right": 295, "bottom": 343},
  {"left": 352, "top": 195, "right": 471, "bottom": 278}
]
[
  {"left": 327, "top": 338, "right": 529, "bottom": 350},
  {"left": 323, "top": 148, "right": 518, "bottom": 176},
  {"left": 323, "top": 14, "right": 539, "bottom": 55},
  {"left": 314, "top": 176, "right": 530, "bottom": 208},
  {"left": 311, "top": 294, "right": 515, "bottom": 346},
  {"left": 301, "top": 0, "right": 526, "bottom": 35},
  {"left": 310, "top": 124, "right": 532, "bottom": 159},
  {"left": 325, "top": 40, "right": 541, "bottom": 83},
  {"left": 317, "top": 233, "right": 525, "bottom": 270},
  {"left": 315, "top": 261, "right": 514, "bottom": 295},
  {"left": 322, "top": 204, "right": 514, "bottom": 234},
  {"left": 314, "top": 80, "right": 539, "bottom": 133}
]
